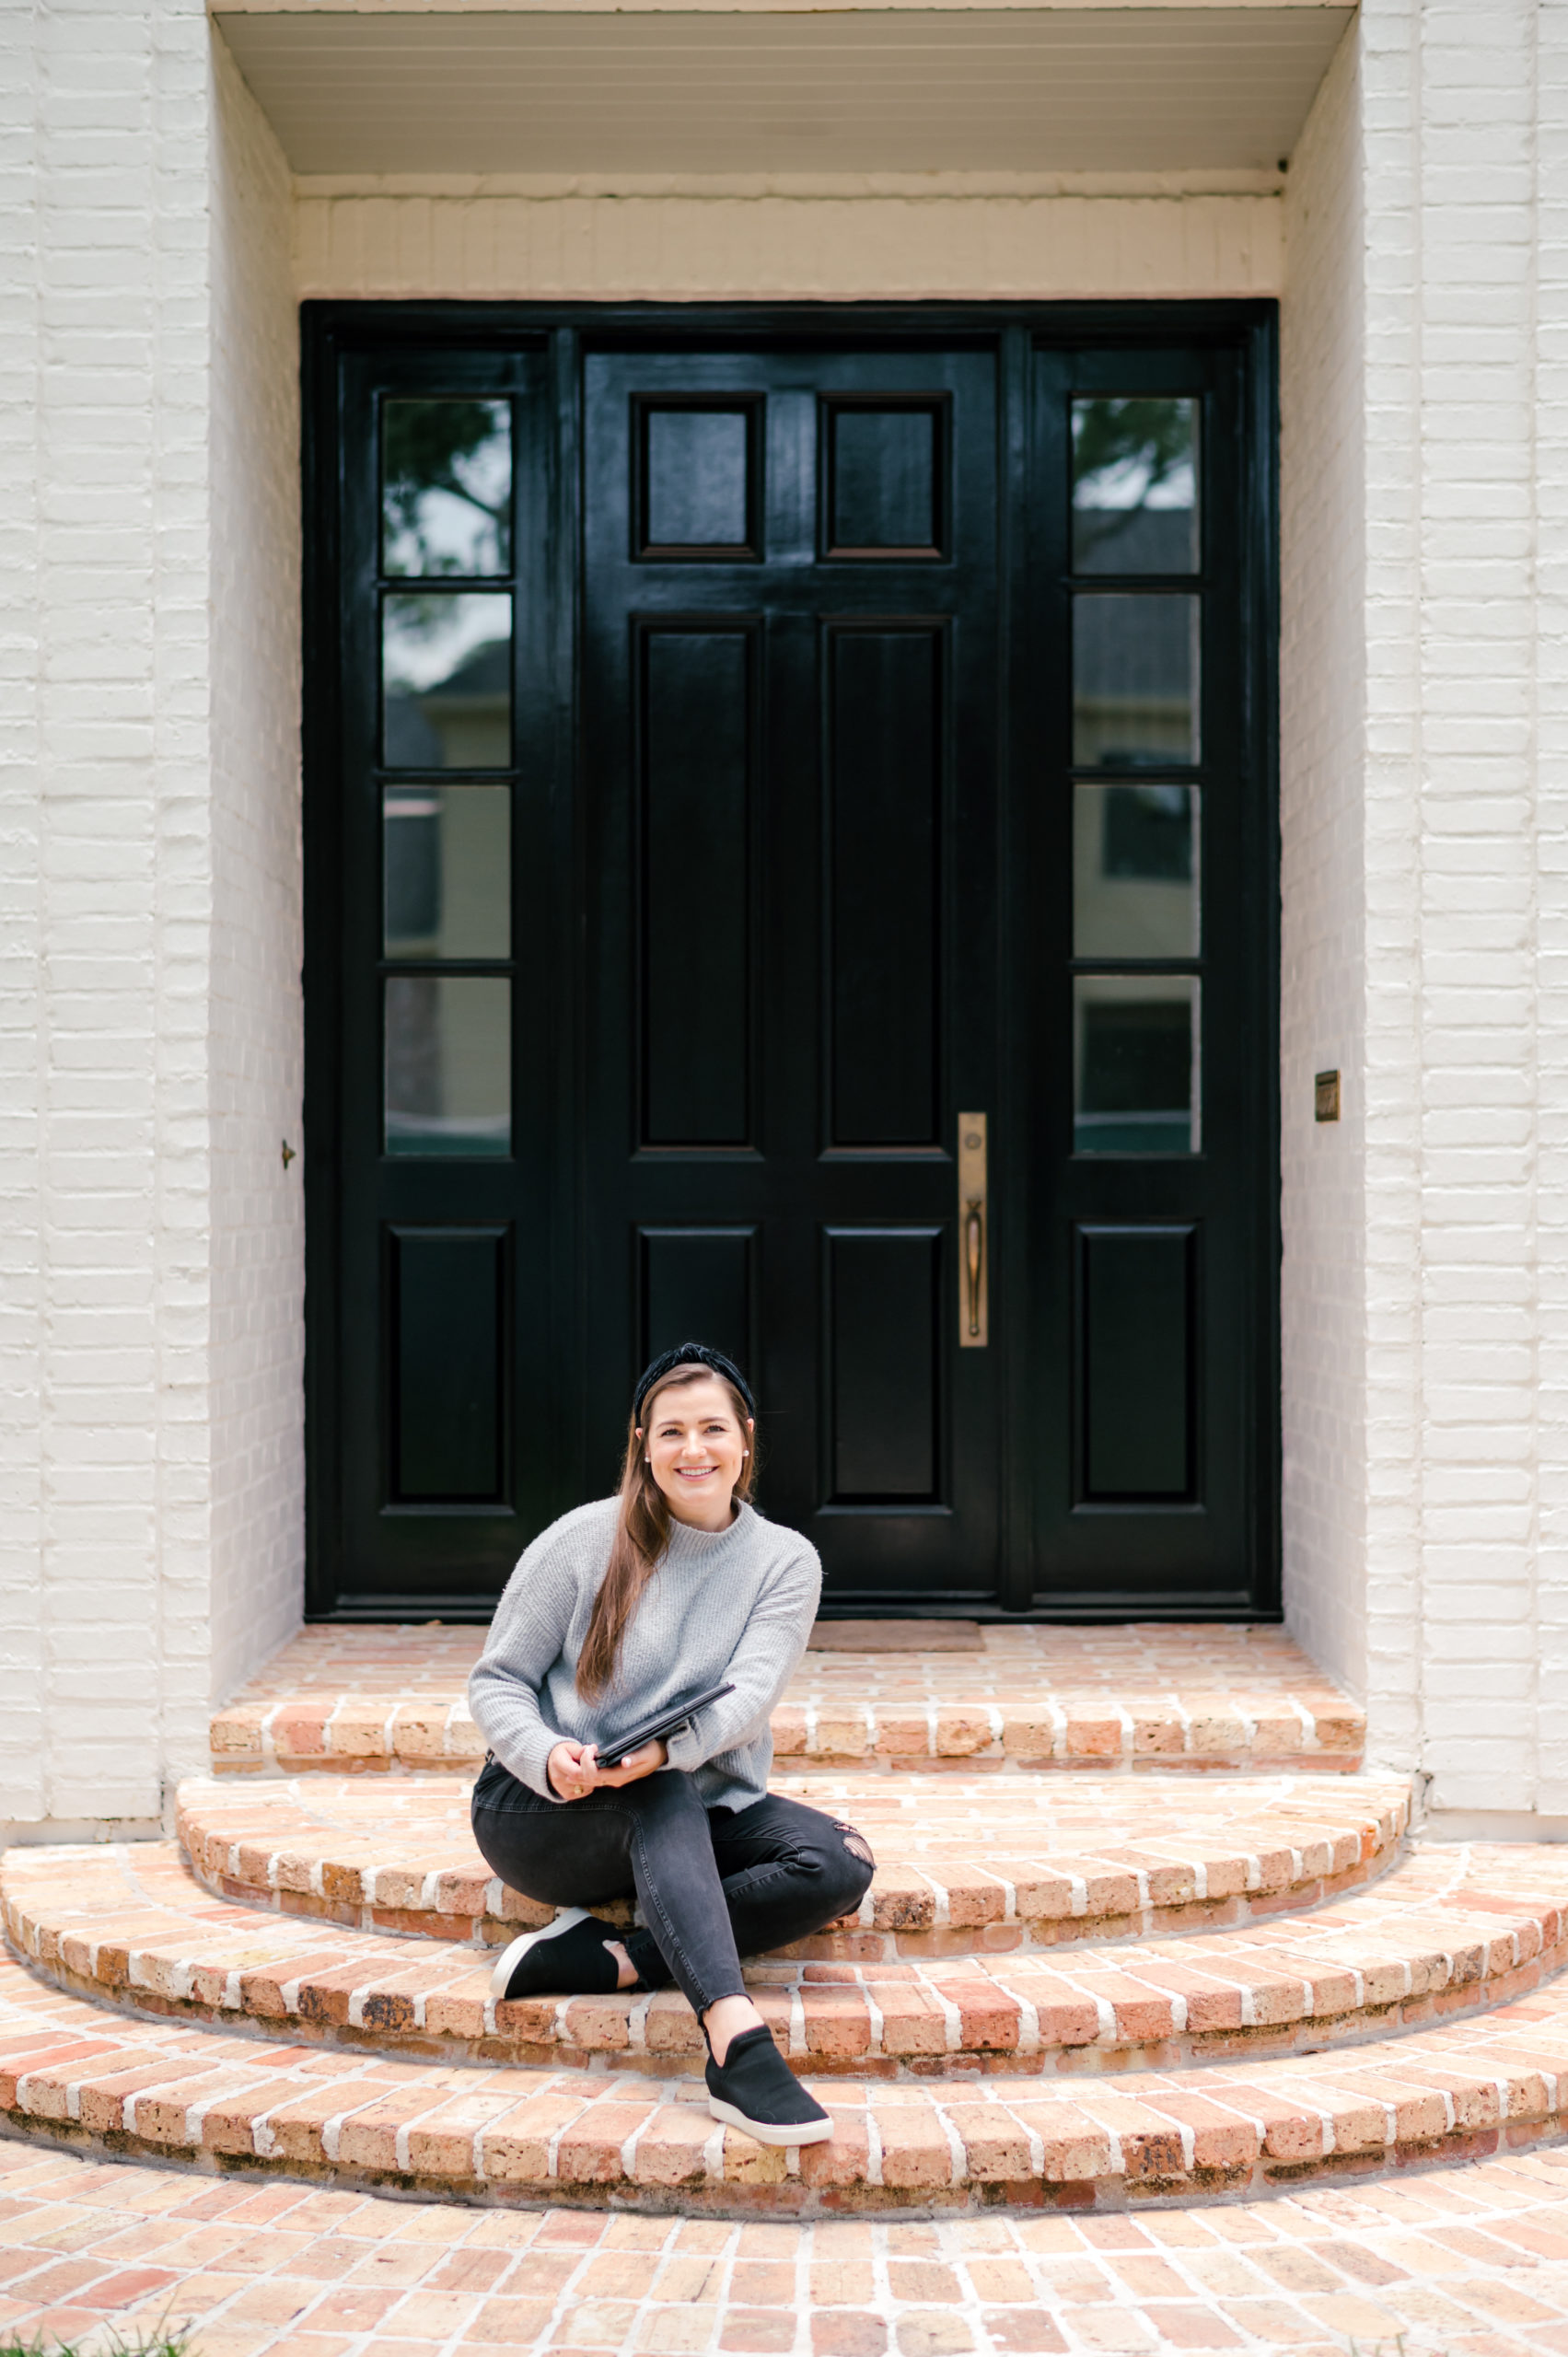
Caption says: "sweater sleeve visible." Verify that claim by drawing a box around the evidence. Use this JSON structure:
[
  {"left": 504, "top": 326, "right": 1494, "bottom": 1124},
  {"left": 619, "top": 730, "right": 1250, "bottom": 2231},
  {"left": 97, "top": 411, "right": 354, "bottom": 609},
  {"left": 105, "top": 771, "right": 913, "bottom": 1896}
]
[
  {"left": 661, "top": 1538, "right": 820, "bottom": 1775},
  {"left": 467, "top": 1525, "right": 584, "bottom": 1801}
]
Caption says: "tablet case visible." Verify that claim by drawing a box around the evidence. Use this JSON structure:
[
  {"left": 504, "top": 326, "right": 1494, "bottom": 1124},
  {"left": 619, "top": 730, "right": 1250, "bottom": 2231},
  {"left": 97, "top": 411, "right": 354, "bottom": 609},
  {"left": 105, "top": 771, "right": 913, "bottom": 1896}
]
[{"left": 594, "top": 1681, "right": 736, "bottom": 1769}]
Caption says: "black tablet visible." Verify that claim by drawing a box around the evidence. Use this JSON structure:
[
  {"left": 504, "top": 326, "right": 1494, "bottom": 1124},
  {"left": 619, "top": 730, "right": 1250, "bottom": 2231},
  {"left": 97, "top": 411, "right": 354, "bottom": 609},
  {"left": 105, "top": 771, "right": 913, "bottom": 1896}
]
[{"left": 594, "top": 1682, "right": 736, "bottom": 1769}]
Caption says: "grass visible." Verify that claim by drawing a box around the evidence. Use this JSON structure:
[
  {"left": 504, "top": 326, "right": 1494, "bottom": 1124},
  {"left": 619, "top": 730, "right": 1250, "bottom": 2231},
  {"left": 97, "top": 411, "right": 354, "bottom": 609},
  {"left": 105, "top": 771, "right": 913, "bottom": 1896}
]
[{"left": 0, "top": 2329, "right": 193, "bottom": 2357}]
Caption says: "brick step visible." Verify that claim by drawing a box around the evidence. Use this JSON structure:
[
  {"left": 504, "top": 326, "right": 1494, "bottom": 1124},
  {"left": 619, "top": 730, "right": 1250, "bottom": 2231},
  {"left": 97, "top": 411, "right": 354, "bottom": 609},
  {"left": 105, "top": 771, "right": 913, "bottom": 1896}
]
[
  {"left": 174, "top": 1771, "right": 1409, "bottom": 1955},
  {"left": 3, "top": 1939, "right": 1568, "bottom": 2212},
  {"left": 210, "top": 1623, "right": 1364, "bottom": 1775},
  {"left": 5, "top": 1839, "right": 1563, "bottom": 2081}
]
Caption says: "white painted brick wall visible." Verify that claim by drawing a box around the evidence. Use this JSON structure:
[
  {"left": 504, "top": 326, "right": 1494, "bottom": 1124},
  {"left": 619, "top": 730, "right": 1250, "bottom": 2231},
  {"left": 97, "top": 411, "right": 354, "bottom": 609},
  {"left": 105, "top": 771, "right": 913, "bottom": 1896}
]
[
  {"left": 0, "top": 2, "right": 301, "bottom": 1832},
  {"left": 1283, "top": 0, "right": 1568, "bottom": 1816},
  {"left": 0, "top": 0, "right": 46, "bottom": 1825},
  {"left": 1280, "top": 20, "right": 1370, "bottom": 1715},
  {"left": 205, "top": 29, "right": 304, "bottom": 1740},
  {"left": 1409, "top": 0, "right": 1539, "bottom": 1809},
  {"left": 1537, "top": 0, "right": 1568, "bottom": 1814},
  {"left": 290, "top": 180, "right": 1284, "bottom": 303}
]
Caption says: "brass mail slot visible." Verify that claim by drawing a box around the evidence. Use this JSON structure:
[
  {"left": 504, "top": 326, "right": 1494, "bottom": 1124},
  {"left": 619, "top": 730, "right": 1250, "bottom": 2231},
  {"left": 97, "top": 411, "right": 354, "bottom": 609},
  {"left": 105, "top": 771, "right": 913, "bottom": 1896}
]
[{"left": 958, "top": 1111, "right": 988, "bottom": 1348}]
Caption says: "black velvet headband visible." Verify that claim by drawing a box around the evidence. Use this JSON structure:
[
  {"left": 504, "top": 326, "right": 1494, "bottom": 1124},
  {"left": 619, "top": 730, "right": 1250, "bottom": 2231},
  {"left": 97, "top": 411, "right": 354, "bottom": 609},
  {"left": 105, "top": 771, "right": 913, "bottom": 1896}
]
[{"left": 633, "top": 1342, "right": 757, "bottom": 1426}]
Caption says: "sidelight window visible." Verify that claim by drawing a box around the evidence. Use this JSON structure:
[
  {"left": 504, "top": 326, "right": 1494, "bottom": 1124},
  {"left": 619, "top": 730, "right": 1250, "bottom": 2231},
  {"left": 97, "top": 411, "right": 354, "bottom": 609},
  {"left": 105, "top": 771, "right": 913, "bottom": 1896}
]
[
  {"left": 377, "top": 398, "right": 516, "bottom": 1159},
  {"left": 1068, "top": 397, "right": 1203, "bottom": 1156}
]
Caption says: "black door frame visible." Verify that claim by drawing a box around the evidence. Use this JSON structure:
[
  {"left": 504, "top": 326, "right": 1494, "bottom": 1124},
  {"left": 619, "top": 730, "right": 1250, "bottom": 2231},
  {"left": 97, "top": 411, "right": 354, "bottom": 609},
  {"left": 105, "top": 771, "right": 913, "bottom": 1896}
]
[{"left": 300, "top": 299, "right": 1281, "bottom": 1622}]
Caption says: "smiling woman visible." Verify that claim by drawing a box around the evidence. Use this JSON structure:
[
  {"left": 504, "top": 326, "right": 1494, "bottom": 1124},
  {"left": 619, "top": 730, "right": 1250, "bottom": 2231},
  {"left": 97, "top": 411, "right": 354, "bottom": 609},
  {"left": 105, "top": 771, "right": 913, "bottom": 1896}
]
[{"left": 465, "top": 1342, "right": 876, "bottom": 2149}]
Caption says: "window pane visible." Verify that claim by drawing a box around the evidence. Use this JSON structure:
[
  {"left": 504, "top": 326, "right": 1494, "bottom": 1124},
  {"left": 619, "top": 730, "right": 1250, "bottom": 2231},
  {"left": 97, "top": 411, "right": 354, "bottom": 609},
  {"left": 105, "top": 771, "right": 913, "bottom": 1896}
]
[
  {"left": 383, "top": 399, "right": 510, "bottom": 577},
  {"left": 1074, "top": 593, "right": 1199, "bottom": 769},
  {"left": 1074, "top": 784, "right": 1198, "bottom": 958},
  {"left": 645, "top": 408, "right": 751, "bottom": 549},
  {"left": 383, "top": 592, "right": 510, "bottom": 769},
  {"left": 385, "top": 976, "right": 510, "bottom": 1156},
  {"left": 1072, "top": 397, "right": 1198, "bottom": 575},
  {"left": 384, "top": 785, "right": 510, "bottom": 959},
  {"left": 1074, "top": 975, "right": 1199, "bottom": 1154}
]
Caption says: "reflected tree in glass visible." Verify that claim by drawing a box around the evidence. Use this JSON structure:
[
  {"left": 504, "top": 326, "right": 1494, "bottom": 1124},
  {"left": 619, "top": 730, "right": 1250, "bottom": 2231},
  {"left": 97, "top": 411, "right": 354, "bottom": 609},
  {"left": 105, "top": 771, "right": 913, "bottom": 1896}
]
[
  {"left": 383, "top": 591, "right": 511, "bottom": 769},
  {"left": 383, "top": 399, "right": 511, "bottom": 577},
  {"left": 1072, "top": 398, "right": 1198, "bottom": 575}
]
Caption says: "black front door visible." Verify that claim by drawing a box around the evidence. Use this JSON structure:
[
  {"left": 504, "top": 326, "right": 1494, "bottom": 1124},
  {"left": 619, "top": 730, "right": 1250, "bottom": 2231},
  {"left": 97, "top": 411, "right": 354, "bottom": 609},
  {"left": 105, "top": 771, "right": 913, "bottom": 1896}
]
[
  {"left": 579, "top": 345, "right": 1001, "bottom": 1599},
  {"left": 303, "top": 305, "right": 1278, "bottom": 1620}
]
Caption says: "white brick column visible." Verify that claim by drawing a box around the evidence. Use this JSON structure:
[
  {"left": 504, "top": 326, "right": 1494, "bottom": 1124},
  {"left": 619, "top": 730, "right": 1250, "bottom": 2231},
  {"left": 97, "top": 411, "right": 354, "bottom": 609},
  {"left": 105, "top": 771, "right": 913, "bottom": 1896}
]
[
  {"left": 1534, "top": 0, "right": 1568, "bottom": 1814},
  {"left": 1287, "top": 0, "right": 1567, "bottom": 1817},
  {"left": 1411, "top": 0, "right": 1539, "bottom": 1806},
  {"left": 0, "top": 2, "right": 301, "bottom": 1834}
]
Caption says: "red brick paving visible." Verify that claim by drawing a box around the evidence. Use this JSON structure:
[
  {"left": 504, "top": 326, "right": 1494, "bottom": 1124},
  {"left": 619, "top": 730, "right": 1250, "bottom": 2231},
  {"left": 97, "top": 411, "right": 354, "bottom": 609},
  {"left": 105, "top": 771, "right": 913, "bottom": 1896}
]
[{"left": 2, "top": 2137, "right": 1568, "bottom": 2353}]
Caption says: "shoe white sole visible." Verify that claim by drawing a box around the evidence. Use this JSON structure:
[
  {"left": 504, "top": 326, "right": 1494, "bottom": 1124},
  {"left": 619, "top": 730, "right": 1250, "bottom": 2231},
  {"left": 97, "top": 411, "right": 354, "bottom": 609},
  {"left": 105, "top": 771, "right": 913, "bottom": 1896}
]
[
  {"left": 487, "top": 1905, "right": 591, "bottom": 2002},
  {"left": 706, "top": 2095, "right": 834, "bottom": 2148}
]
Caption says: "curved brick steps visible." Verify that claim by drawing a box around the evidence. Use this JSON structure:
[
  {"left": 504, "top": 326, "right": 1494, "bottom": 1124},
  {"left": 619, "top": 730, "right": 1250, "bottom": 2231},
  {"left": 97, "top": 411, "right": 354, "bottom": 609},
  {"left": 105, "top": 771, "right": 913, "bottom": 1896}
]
[
  {"left": 4, "top": 1938, "right": 1568, "bottom": 2212},
  {"left": 210, "top": 1623, "right": 1364, "bottom": 1776},
  {"left": 174, "top": 1771, "right": 1409, "bottom": 1953},
  {"left": 4, "top": 1839, "right": 1565, "bottom": 2084}
]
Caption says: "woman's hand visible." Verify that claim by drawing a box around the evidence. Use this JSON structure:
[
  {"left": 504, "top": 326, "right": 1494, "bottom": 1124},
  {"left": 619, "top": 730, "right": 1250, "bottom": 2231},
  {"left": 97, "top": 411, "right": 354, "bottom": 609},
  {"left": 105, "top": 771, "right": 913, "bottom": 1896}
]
[
  {"left": 547, "top": 1738, "right": 595, "bottom": 1800},
  {"left": 591, "top": 1738, "right": 668, "bottom": 1788},
  {"left": 546, "top": 1736, "right": 668, "bottom": 1799}
]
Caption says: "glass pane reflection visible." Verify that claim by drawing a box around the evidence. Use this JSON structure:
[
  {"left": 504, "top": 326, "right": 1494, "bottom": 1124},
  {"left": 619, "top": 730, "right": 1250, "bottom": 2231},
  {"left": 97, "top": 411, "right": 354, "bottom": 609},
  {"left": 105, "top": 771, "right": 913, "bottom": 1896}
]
[
  {"left": 1074, "top": 975, "right": 1199, "bottom": 1154},
  {"left": 1072, "top": 397, "right": 1198, "bottom": 575},
  {"left": 385, "top": 976, "right": 511, "bottom": 1157},
  {"left": 1074, "top": 784, "right": 1198, "bottom": 958},
  {"left": 1074, "top": 593, "right": 1199, "bottom": 770},
  {"left": 645, "top": 408, "right": 750, "bottom": 548},
  {"left": 383, "top": 399, "right": 511, "bottom": 577},
  {"left": 383, "top": 592, "right": 510, "bottom": 769},
  {"left": 384, "top": 785, "right": 510, "bottom": 960}
]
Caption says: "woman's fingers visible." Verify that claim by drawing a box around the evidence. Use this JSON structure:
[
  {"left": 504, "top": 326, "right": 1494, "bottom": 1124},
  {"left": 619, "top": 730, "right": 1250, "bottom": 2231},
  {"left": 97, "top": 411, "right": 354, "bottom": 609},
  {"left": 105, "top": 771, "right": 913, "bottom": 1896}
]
[
  {"left": 594, "top": 1741, "right": 663, "bottom": 1786},
  {"left": 548, "top": 1738, "right": 600, "bottom": 1798}
]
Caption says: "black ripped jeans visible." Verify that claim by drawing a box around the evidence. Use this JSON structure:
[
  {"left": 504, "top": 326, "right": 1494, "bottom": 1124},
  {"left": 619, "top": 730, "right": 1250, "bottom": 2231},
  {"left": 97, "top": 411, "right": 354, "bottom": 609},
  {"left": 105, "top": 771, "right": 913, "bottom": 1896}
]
[{"left": 470, "top": 1759, "right": 876, "bottom": 2017}]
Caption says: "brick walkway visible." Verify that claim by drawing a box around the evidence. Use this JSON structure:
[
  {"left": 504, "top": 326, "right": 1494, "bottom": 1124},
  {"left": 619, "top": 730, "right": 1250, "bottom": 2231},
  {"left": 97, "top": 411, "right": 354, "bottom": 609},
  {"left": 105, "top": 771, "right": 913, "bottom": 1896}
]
[{"left": 5, "top": 2136, "right": 1568, "bottom": 2356}]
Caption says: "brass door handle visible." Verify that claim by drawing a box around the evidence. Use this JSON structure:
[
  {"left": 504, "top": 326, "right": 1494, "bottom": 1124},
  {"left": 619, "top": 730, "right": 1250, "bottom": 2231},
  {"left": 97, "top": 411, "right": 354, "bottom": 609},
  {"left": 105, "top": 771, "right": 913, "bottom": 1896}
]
[
  {"left": 958, "top": 1113, "right": 988, "bottom": 1347},
  {"left": 965, "top": 1198, "right": 983, "bottom": 1338}
]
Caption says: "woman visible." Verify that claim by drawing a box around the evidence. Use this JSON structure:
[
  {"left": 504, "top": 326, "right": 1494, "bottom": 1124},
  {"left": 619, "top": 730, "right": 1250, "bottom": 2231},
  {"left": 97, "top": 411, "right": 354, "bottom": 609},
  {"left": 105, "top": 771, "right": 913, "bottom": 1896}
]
[{"left": 468, "top": 1342, "right": 875, "bottom": 2148}]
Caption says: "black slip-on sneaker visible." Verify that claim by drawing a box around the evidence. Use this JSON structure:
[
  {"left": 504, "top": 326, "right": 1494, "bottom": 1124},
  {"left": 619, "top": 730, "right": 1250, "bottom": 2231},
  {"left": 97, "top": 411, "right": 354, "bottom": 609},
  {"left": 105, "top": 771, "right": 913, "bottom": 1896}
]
[
  {"left": 488, "top": 1907, "right": 622, "bottom": 2002},
  {"left": 704, "top": 2024, "right": 833, "bottom": 2148}
]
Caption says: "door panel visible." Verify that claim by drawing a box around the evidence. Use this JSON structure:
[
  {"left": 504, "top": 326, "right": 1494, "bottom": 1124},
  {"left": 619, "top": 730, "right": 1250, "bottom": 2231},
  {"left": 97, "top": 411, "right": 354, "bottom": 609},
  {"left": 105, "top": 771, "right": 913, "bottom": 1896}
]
[
  {"left": 828, "top": 626, "right": 944, "bottom": 1148},
  {"left": 640, "top": 627, "right": 754, "bottom": 1145},
  {"left": 1078, "top": 1223, "right": 1195, "bottom": 1502},
  {"left": 824, "top": 401, "right": 946, "bottom": 555},
  {"left": 582, "top": 344, "right": 1001, "bottom": 1603},
  {"left": 303, "top": 306, "right": 1278, "bottom": 1620},
  {"left": 640, "top": 1225, "right": 756, "bottom": 1372},
  {"left": 827, "top": 1228, "right": 943, "bottom": 1501},
  {"left": 389, "top": 1225, "right": 510, "bottom": 1503}
]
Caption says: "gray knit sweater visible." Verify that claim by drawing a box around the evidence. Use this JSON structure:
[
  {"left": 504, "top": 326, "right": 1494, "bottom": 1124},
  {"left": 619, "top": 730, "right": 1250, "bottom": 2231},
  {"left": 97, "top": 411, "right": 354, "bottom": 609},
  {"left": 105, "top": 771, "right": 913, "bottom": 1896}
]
[{"left": 468, "top": 1498, "right": 821, "bottom": 1810}]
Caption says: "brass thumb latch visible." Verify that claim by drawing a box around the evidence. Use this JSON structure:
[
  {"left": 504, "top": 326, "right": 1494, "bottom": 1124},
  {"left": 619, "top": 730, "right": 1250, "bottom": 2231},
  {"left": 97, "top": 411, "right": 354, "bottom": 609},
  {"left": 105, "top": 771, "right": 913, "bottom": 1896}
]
[{"left": 965, "top": 1199, "right": 984, "bottom": 1338}]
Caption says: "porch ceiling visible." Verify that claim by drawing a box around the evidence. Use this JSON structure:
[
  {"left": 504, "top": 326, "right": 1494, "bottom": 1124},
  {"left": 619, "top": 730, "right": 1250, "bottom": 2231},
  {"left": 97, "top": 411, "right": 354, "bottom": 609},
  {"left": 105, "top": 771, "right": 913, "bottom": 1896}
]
[{"left": 213, "top": 5, "right": 1354, "bottom": 179}]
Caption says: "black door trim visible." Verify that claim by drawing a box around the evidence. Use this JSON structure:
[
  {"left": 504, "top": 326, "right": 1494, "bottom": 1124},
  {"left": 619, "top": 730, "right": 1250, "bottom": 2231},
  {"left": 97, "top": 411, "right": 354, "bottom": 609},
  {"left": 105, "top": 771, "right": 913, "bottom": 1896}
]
[{"left": 301, "top": 299, "right": 1280, "bottom": 1622}]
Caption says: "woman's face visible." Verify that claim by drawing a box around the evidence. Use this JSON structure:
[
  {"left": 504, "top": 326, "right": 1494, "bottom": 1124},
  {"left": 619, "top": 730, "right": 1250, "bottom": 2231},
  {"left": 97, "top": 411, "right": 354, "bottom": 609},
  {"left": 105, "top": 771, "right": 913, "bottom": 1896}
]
[{"left": 640, "top": 1374, "right": 752, "bottom": 1528}]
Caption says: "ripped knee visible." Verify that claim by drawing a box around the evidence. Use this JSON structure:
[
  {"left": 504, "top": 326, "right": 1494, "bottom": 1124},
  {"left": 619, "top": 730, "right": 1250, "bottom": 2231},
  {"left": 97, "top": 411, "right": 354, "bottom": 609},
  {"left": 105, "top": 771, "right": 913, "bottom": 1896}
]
[{"left": 826, "top": 1821, "right": 876, "bottom": 1917}]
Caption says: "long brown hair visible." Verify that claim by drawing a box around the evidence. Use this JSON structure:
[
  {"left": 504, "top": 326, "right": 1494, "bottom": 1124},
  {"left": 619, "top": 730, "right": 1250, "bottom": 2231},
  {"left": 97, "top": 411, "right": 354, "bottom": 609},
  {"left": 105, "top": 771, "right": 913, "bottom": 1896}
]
[{"left": 575, "top": 1364, "right": 757, "bottom": 1701}]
